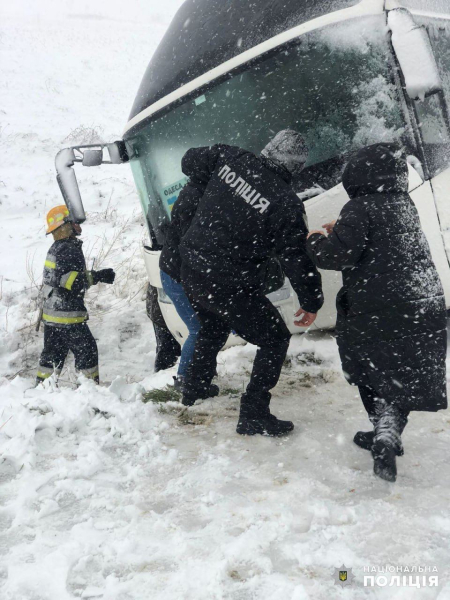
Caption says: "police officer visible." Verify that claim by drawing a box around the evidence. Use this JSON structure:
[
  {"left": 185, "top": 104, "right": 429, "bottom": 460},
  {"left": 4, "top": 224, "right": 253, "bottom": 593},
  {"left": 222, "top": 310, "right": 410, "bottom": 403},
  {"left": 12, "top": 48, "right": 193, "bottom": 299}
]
[
  {"left": 179, "top": 130, "right": 324, "bottom": 436},
  {"left": 36, "top": 205, "right": 115, "bottom": 385}
]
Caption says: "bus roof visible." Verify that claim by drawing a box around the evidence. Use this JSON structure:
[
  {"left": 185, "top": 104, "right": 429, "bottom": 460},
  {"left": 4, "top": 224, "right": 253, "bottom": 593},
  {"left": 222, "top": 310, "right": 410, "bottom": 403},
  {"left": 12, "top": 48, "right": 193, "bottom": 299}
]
[
  {"left": 397, "top": 0, "right": 450, "bottom": 12},
  {"left": 128, "top": 0, "right": 361, "bottom": 123}
]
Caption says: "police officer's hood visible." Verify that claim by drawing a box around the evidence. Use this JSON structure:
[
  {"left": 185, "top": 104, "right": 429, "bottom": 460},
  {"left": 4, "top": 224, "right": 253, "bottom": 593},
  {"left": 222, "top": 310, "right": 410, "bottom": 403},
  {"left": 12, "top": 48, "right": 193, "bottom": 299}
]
[{"left": 342, "top": 143, "right": 409, "bottom": 200}]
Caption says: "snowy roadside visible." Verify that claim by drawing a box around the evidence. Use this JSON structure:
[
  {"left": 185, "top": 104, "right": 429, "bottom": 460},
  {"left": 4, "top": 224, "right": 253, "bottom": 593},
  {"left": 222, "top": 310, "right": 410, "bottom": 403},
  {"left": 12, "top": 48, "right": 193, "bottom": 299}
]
[
  {"left": 1, "top": 335, "right": 450, "bottom": 599},
  {"left": 0, "top": 5, "right": 169, "bottom": 381}
]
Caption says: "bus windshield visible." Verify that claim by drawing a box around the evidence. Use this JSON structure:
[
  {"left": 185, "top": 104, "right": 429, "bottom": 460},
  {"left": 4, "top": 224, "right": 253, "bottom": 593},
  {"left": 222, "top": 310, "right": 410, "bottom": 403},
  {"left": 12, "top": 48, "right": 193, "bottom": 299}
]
[{"left": 127, "top": 15, "right": 409, "bottom": 245}]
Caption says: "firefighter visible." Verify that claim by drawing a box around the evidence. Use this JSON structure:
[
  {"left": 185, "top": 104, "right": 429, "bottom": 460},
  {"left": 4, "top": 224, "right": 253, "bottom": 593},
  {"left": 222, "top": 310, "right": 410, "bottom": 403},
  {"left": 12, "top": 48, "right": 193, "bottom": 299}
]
[{"left": 36, "top": 205, "right": 116, "bottom": 385}]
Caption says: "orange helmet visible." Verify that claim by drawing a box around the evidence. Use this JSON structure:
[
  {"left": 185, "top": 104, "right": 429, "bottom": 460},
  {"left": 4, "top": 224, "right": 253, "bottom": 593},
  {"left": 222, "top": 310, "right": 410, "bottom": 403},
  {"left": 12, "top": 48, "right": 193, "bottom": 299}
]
[{"left": 46, "top": 205, "right": 70, "bottom": 234}]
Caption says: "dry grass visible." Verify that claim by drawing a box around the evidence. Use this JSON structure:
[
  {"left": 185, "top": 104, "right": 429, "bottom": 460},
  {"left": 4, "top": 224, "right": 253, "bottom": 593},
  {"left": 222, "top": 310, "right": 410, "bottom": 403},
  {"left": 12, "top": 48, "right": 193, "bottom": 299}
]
[
  {"left": 62, "top": 125, "right": 105, "bottom": 146},
  {"left": 142, "top": 387, "right": 181, "bottom": 404}
]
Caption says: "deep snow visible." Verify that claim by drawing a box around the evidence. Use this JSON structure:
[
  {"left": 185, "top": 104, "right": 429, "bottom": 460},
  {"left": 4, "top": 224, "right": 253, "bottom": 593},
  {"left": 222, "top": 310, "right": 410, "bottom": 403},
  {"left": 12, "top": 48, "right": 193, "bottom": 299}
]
[{"left": 1, "top": 2, "right": 450, "bottom": 599}]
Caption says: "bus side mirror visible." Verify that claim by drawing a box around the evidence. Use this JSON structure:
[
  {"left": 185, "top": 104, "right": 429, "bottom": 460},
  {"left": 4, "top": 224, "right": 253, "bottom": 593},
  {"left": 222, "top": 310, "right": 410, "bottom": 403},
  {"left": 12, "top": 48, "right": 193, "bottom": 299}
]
[
  {"left": 55, "top": 141, "right": 129, "bottom": 223},
  {"left": 82, "top": 149, "right": 103, "bottom": 166},
  {"left": 388, "top": 8, "right": 443, "bottom": 101}
]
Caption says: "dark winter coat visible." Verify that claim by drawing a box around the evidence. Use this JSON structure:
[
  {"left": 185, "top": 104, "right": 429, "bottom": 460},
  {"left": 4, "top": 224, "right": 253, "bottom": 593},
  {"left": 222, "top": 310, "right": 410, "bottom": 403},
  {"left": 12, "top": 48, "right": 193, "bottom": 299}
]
[
  {"left": 179, "top": 144, "right": 324, "bottom": 314},
  {"left": 307, "top": 143, "right": 447, "bottom": 412},
  {"left": 42, "top": 238, "right": 92, "bottom": 327},
  {"left": 159, "top": 158, "right": 208, "bottom": 282}
]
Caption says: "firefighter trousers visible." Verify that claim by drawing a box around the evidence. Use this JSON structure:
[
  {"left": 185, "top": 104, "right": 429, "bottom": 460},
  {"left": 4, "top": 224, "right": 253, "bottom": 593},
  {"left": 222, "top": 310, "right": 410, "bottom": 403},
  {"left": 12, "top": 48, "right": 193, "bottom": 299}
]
[{"left": 36, "top": 323, "right": 99, "bottom": 383}]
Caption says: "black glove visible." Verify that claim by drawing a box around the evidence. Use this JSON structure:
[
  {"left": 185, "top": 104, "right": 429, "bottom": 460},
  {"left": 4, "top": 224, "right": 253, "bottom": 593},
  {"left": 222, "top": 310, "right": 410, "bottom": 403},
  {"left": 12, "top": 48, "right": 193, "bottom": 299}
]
[{"left": 92, "top": 268, "right": 116, "bottom": 285}]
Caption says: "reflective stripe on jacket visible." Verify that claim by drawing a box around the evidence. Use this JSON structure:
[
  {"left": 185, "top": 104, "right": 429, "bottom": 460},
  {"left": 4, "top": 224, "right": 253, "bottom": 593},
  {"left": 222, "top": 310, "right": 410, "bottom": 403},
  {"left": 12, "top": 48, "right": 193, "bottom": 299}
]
[{"left": 42, "top": 238, "right": 92, "bottom": 326}]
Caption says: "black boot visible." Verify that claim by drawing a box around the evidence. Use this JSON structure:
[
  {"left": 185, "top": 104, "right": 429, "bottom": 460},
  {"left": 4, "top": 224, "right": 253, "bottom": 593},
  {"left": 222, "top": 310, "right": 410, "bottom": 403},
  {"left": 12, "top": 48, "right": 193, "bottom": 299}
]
[
  {"left": 371, "top": 404, "right": 408, "bottom": 483},
  {"left": 353, "top": 430, "right": 404, "bottom": 456},
  {"left": 175, "top": 375, "right": 219, "bottom": 396},
  {"left": 372, "top": 439, "right": 397, "bottom": 482},
  {"left": 237, "top": 411, "right": 294, "bottom": 436},
  {"left": 181, "top": 384, "right": 220, "bottom": 406},
  {"left": 236, "top": 393, "right": 293, "bottom": 437},
  {"left": 353, "top": 430, "right": 375, "bottom": 451}
]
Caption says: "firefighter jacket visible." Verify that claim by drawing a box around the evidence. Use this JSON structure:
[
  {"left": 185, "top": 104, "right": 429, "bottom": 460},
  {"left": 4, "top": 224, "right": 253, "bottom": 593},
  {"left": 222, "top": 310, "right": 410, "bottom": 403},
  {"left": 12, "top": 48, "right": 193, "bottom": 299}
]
[{"left": 41, "top": 238, "right": 92, "bottom": 327}]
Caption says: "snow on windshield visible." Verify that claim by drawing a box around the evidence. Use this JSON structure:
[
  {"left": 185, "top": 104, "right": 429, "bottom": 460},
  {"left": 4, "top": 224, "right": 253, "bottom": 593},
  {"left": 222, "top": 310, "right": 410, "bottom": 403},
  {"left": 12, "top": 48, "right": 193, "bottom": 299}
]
[
  {"left": 316, "top": 12, "right": 389, "bottom": 53},
  {"left": 352, "top": 75, "right": 406, "bottom": 147},
  {"left": 316, "top": 18, "right": 406, "bottom": 150}
]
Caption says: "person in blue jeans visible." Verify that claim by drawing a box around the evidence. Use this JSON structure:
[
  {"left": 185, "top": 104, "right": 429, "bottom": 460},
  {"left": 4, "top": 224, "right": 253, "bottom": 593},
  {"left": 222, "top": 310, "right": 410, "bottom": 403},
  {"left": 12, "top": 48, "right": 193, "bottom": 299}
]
[
  {"left": 159, "top": 270, "right": 203, "bottom": 389},
  {"left": 159, "top": 156, "right": 221, "bottom": 395}
]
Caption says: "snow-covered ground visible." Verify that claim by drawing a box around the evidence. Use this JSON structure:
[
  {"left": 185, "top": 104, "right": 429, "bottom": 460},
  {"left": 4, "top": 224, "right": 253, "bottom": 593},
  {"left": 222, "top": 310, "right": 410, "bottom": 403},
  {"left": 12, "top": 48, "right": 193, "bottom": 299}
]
[{"left": 1, "top": 2, "right": 450, "bottom": 599}]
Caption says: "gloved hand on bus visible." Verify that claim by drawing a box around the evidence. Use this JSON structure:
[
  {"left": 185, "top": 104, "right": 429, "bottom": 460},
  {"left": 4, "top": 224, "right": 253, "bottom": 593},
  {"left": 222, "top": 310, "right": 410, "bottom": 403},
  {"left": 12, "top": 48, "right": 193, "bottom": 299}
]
[{"left": 92, "top": 268, "right": 116, "bottom": 285}]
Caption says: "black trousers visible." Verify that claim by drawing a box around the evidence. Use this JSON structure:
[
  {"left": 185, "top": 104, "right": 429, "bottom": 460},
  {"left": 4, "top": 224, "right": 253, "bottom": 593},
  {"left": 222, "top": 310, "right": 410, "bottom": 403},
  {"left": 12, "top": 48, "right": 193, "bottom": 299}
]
[
  {"left": 37, "top": 323, "right": 99, "bottom": 383},
  {"left": 181, "top": 264, "right": 291, "bottom": 409},
  {"left": 153, "top": 322, "right": 181, "bottom": 372},
  {"left": 147, "top": 283, "right": 181, "bottom": 372}
]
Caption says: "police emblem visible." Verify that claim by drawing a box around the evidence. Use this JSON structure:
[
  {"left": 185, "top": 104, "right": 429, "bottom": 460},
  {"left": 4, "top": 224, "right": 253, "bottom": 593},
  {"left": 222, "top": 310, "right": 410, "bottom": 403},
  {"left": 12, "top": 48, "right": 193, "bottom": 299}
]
[{"left": 333, "top": 564, "right": 355, "bottom": 587}]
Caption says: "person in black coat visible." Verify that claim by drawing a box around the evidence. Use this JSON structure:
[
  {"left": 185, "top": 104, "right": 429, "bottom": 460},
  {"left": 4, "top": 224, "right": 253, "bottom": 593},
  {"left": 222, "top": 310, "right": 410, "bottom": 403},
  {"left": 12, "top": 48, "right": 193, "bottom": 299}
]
[
  {"left": 307, "top": 143, "right": 447, "bottom": 482},
  {"left": 159, "top": 158, "right": 218, "bottom": 397},
  {"left": 178, "top": 130, "right": 324, "bottom": 437}
]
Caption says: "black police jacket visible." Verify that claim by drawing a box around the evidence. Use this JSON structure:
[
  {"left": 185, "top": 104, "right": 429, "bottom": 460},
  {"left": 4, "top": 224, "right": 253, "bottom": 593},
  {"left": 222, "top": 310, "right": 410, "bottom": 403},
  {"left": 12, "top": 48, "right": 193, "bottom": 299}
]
[{"left": 178, "top": 144, "right": 323, "bottom": 314}]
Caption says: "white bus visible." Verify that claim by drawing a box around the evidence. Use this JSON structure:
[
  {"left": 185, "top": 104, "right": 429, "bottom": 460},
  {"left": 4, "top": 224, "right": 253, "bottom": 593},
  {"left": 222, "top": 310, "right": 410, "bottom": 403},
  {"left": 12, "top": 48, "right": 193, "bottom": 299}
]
[{"left": 57, "top": 0, "right": 450, "bottom": 345}]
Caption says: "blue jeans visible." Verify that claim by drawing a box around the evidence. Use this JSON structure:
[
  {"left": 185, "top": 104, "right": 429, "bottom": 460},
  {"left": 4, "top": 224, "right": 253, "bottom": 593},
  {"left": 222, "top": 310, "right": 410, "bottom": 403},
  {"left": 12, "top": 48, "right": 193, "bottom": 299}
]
[{"left": 160, "top": 270, "right": 201, "bottom": 377}]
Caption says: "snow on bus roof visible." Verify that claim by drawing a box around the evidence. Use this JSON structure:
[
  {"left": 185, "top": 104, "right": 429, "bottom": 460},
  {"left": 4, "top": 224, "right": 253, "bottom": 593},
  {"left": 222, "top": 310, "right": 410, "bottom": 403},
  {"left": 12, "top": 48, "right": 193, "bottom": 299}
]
[
  {"left": 397, "top": 0, "right": 450, "bottom": 13},
  {"left": 128, "top": 0, "right": 361, "bottom": 123}
]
